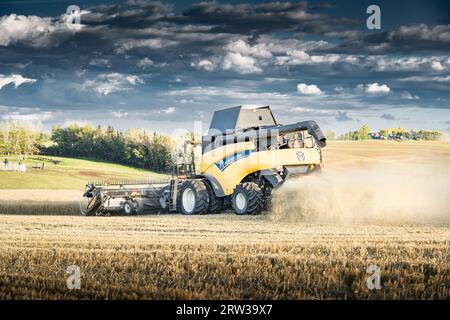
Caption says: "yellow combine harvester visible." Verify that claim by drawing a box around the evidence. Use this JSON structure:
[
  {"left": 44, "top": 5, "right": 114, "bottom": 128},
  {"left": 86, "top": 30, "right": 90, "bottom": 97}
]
[{"left": 82, "top": 106, "right": 326, "bottom": 216}]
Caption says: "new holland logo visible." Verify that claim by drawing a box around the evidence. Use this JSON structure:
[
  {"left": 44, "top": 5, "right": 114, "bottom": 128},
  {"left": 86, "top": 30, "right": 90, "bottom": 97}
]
[{"left": 296, "top": 151, "right": 305, "bottom": 161}]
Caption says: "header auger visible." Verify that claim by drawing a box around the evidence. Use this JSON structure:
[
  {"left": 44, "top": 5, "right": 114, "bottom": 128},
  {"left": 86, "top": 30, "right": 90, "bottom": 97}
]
[{"left": 81, "top": 106, "right": 326, "bottom": 216}]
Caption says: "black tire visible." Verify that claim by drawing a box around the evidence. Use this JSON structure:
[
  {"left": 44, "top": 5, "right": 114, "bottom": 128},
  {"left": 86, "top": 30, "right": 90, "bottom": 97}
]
[
  {"left": 123, "top": 200, "right": 135, "bottom": 215},
  {"left": 222, "top": 196, "right": 232, "bottom": 211},
  {"left": 231, "top": 182, "right": 264, "bottom": 215},
  {"left": 263, "top": 186, "right": 273, "bottom": 211},
  {"left": 204, "top": 180, "right": 223, "bottom": 213},
  {"left": 134, "top": 198, "right": 144, "bottom": 215},
  {"left": 179, "top": 180, "right": 209, "bottom": 215}
]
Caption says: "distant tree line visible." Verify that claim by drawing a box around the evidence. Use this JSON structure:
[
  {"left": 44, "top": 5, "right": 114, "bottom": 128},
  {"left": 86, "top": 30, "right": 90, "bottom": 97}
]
[
  {"left": 44, "top": 125, "right": 173, "bottom": 172},
  {"left": 324, "top": 130, "right": 336, "bottom": 141},
  {"left": 337, "top": 125, "right": 447, "bottom": 141},
  {"left": 379, "top": 128, "right": 447, "bottom": 141},
  {"left": 338, "top": 125, "right": 372, "bottom": 141},
  {"left": 0, "top": 121, "right": 175, "bottom": 172},
  {"left": 0, "top": 122, "right": 47, "bottom": 156}
]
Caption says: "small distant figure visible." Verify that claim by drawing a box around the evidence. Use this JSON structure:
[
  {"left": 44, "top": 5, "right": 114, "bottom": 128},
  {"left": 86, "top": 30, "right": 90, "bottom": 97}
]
[
  {"left": 3, "top": 158, "right": 9, "bottom": 168},
  {"left": 42, "top": 162, "right": 46, "bottom": 170},
  {"left": 18, "top": 161, "right": 26, "bottom": 173}
]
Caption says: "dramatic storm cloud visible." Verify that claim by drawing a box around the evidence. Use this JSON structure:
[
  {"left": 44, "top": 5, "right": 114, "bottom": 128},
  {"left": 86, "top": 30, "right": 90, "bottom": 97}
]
[{"left": 0, "top": 0, "right": 449, "bottom": 135}]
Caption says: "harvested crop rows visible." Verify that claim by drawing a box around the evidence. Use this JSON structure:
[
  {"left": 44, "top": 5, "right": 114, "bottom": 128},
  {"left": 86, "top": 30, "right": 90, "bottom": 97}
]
[{"left": 0, "top": 214, "right": 448, "bottom": 299}]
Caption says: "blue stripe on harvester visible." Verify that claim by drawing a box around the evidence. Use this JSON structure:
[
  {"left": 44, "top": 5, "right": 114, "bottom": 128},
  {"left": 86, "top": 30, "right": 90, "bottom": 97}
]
[{"left": 215, "top": 150, "right": 252, "bottom": 172}]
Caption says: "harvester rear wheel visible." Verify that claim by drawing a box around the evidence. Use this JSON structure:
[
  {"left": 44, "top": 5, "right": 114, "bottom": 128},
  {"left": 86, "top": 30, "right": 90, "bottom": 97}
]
[
  {"left": 179, "top": 180, "right": 209, "bottom": 215},
  {"left": 232, "top": 182, "right": 264, "bottom": 215}
]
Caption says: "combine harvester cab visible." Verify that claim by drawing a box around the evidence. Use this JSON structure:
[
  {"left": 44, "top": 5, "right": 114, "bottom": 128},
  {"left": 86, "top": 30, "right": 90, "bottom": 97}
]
[
  {"left": 200, "top": 106, "right": 326, "bottom": 215},
  {"left": 81, "top": 106, "right": 326, "bottom": 216}
]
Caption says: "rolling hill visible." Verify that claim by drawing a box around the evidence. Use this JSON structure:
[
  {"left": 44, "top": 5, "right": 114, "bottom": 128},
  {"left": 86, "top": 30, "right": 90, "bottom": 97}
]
[{"left": 0, "top": 156, "right": 167, "bottom": 190}]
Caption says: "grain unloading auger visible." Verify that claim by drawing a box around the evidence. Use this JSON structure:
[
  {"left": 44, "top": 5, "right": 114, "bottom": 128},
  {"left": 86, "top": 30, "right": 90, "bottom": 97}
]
[{"left": 81, "top": 106, "right": 326, "bottom": 216}]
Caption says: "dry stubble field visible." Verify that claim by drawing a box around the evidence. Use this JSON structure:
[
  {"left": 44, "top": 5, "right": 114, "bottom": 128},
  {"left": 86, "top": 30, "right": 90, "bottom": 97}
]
[{"left": 0, "top": 141, "right": 449, "bottom": 299}]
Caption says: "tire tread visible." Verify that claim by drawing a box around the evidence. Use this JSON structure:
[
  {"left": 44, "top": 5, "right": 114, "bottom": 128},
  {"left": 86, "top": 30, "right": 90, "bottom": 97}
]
[
  {"left": 232, "top": 182, "right": 264, "bottom": 215},
  {"left": 179, "top": 179, "right": 209, "bottom": 214}
]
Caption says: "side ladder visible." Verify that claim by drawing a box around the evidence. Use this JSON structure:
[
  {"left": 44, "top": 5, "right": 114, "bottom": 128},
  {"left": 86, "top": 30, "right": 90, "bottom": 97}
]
[{"left": 169, "top": 178, "right": 179, "bottom": 211}]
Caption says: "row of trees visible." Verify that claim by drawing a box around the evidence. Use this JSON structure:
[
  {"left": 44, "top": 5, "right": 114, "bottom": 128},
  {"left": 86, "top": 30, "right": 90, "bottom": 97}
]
[
  {"left": 338, "top": 125, "right": 372, "bottom": 141},
  {"left": 411, "top": 130, "right": 448, "bottom": 141},
  {"left": 45, "top": 125, "right": 173, "bottom": 172},
  {"left": 338, "top": 125, "right": 447, "bottom": 141},
  {"left": 0, "top": 122, "right": 47, "bottom": 156},
  {"left": 379, "top": 128, "right": 447, "bottom": 141},
  {"left": 0, "top": 121, "right": 174, "bottom": 172}
]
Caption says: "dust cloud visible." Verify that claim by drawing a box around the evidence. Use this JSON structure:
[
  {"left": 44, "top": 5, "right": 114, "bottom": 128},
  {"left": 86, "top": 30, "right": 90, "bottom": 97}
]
[{"left": 271, "top": 162, "right": 450, "bottom": 226}]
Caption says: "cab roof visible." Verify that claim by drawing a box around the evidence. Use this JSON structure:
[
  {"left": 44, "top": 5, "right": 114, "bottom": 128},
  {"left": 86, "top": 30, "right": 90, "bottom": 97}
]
[{"left": 208, "top": 106, "right": 277, "bottom": 135}]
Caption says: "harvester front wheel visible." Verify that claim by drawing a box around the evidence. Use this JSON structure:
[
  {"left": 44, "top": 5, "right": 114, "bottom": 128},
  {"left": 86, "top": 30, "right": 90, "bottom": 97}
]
[
  {"left": 232, "top": 182, "right": 264, "bottom": 215},
  {"left": 179, "top": 180, "right": 209, "bottom": 215}
]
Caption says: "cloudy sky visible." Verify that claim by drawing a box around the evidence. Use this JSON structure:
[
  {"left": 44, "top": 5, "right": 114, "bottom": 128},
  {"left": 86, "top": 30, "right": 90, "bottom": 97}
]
[{"left": 0, "top": 0, "right": 449, "bottom": 135}]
